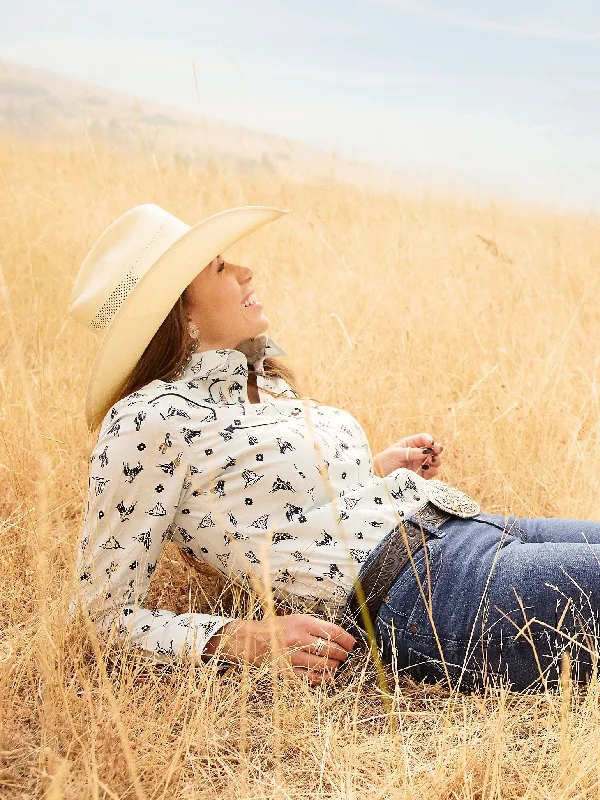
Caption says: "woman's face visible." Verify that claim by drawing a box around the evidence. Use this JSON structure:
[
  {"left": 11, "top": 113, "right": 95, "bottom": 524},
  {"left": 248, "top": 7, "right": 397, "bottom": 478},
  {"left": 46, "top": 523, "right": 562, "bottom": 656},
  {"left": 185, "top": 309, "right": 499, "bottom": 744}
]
[{"left": 184, "top": 256, "right": 269, "bottom": 350}]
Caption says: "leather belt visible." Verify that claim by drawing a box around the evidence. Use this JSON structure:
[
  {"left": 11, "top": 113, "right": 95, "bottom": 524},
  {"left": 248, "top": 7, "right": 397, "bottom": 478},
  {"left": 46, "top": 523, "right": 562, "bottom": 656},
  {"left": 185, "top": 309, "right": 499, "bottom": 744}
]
[
  {"left": 347, "top": 502, "right": 452, "bottom": 630},
  {"left": 346, "top": 480, "right": 481, "bottom": 630}
]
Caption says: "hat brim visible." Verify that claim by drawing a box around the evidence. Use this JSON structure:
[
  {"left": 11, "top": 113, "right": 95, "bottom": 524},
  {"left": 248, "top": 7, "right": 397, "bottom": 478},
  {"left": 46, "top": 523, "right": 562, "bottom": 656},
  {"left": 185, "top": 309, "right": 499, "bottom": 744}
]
[{"left": 85, "top": 205, "right": 286, "bottom": 428}]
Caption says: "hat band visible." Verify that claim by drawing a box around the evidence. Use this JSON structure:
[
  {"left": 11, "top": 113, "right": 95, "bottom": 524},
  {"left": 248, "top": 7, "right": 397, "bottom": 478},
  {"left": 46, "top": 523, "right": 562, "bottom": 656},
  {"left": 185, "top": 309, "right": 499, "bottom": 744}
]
[
  {"left": 90, "top": 270, "right": 139, "bottom": 331},
  {"left": 88, "top": 218, "right": 188, "bottom": 332}
]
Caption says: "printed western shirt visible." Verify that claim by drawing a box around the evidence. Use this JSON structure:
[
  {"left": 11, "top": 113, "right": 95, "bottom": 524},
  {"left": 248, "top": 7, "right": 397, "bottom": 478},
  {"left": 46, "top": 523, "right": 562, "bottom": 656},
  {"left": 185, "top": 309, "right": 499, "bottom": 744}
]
[{"left": 74, "top": 339, "right": 429, "bottom": 663}]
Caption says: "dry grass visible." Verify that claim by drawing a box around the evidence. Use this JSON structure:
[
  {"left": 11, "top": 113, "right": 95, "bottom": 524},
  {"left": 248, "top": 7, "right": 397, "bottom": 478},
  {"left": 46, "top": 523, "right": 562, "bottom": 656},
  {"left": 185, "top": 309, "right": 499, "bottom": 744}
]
[{"left": 2, "top": 135, "right": 600, "bottom": 798}]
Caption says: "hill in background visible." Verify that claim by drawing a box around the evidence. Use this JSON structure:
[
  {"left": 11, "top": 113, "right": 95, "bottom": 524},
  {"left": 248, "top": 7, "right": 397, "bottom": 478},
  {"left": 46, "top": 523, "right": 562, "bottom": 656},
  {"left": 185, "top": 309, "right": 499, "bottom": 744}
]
[{"left": 0, "top": 59, "right": 404, "bottom": 188}]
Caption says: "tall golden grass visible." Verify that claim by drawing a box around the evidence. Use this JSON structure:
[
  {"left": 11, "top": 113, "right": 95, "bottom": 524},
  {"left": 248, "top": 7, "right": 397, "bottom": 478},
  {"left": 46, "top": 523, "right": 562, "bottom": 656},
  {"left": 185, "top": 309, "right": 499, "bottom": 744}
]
[{"left": 2, "top": 134, "right": 600, "bottom": 798}]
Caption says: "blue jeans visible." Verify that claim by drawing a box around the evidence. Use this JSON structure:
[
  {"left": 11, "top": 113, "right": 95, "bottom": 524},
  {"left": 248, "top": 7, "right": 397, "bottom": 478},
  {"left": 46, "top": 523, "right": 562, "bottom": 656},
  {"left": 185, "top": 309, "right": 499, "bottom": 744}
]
[{"left": 370, "top": 513, "right": 600, "bottom": 692}]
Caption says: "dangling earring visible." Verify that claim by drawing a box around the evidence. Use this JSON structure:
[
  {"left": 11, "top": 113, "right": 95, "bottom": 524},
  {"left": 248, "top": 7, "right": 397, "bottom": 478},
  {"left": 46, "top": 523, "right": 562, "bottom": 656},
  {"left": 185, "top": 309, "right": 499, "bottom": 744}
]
[
  {"left": 182, "top": 323, "right": 199, "bottom": 365},
  {"left": 171, "top": 323, "right": 200, "bottom": 381}
]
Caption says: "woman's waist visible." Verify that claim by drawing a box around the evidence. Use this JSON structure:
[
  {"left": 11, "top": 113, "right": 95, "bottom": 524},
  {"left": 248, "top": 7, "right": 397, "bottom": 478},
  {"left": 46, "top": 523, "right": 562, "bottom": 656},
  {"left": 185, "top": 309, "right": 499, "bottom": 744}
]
[{"left": 180, "top": 493, "right": 425, "bottom": 553}]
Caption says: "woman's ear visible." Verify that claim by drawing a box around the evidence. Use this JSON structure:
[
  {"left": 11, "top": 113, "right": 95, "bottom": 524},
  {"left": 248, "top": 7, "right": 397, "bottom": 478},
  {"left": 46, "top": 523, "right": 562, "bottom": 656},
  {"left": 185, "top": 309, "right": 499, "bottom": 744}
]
[{"left": 182, "top": 291, "right": 195, "bottom": 326}]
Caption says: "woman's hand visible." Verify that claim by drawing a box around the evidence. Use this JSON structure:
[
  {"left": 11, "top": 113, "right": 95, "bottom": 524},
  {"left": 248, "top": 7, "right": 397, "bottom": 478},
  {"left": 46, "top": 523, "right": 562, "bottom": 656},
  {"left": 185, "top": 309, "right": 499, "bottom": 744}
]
[
  {"left": 372, "top": 432, "right": 444, "bottom": 479},
  {"left": 204, "top": 614, "right": 357, "bottom": 685}
]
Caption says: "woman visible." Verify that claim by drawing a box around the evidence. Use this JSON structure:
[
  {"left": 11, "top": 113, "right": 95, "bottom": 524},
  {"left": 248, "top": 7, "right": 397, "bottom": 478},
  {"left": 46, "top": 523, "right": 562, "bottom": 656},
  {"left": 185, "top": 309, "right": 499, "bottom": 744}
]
[{"left": 70, "top": 203, "right": 600, "bottom": 692}]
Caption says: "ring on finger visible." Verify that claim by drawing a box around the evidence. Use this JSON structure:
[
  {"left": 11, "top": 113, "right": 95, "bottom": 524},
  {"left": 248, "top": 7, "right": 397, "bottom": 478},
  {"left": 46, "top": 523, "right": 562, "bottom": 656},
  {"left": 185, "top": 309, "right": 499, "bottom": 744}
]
[
  {"left": 314, "top": 637, "right": 326, "bottom": 656},
  {"left": 405, "top": 447, "right": 411, "bottom": 462}
]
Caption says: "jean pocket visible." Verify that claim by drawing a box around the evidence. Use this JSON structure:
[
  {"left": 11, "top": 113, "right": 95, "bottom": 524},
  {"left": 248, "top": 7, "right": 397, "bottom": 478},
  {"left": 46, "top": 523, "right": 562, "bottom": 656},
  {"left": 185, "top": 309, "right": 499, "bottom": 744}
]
[{"left": 381, "top": 540, "right": 442, "bottom": 629}]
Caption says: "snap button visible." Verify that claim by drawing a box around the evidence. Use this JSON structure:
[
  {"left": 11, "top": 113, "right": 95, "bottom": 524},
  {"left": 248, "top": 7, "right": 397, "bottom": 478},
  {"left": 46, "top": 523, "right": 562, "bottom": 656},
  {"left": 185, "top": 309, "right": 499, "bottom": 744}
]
[{"left": 409, "top": 625, "right": 418, "bottom": 634}]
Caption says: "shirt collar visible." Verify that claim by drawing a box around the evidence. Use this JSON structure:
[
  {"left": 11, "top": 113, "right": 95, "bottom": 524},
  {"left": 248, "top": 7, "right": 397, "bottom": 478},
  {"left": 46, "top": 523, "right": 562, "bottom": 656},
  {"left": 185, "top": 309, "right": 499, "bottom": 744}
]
[{"left": 183, "top": 336, "right": 286, "bottom": 382}]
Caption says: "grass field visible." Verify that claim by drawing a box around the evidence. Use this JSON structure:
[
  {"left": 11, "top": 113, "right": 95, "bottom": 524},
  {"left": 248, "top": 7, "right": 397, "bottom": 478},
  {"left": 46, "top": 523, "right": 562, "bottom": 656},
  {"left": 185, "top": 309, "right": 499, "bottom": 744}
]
[{"left": 2, "top": 135, "right": 600, "bottom": 798}]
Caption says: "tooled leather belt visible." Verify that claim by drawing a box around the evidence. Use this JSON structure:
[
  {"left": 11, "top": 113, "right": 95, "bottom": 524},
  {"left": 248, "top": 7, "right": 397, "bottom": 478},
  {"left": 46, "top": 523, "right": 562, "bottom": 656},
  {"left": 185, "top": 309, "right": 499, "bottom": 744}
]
[{"left": 347, "top": 481, "right": 480, "bottom": 630}]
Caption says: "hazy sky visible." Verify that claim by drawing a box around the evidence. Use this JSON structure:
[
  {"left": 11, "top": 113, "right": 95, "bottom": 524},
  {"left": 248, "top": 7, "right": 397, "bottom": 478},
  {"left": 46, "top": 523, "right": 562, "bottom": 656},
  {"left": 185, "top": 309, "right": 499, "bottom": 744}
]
[{"left": 2, "top": 0, "right": 600, "bottom": 209}]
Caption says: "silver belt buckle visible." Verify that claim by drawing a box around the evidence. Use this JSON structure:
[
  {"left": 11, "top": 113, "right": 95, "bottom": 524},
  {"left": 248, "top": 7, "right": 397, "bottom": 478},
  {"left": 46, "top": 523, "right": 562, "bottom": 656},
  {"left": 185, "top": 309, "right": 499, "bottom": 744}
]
[{"left": 423, "top": 480, "right": 480, "bottom": 518}]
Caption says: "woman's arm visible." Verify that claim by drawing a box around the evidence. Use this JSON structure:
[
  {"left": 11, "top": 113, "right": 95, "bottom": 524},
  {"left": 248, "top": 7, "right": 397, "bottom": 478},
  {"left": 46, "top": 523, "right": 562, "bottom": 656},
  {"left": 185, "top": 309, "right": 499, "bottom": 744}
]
[{"left": 74, "top": 404, "right": 235, "bottom": 663}]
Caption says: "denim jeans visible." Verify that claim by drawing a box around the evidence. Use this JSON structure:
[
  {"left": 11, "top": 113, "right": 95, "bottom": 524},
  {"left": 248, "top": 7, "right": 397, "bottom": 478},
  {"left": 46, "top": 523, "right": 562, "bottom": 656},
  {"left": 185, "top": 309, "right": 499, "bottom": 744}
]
[{"left": 368, "top": 513, "right": 600, "bottom": 692}]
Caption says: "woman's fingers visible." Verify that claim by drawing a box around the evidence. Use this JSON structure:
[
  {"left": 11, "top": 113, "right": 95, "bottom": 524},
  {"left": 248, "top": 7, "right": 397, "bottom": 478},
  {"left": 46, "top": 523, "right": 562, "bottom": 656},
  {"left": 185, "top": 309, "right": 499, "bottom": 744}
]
[
  {"left": 305, "top": 619, "right": 356, "bottom": 655},
  {"left": 288, "top": 650, "right": 342, "bottom": 672},
  {"left": 392, "top": 446, "right": 435, "bottom": 471},
  {"left": 398, "top": 432, "right": 435, "bottom": 450},
  {"left": 405, "top": 444, "right": 443, "bottom": 459},
  {"left": 300, "top": 636, "right": 350, "bottom": 661},
  {"left": 397, "top": 439, "right": 444, "bottom": 477}
]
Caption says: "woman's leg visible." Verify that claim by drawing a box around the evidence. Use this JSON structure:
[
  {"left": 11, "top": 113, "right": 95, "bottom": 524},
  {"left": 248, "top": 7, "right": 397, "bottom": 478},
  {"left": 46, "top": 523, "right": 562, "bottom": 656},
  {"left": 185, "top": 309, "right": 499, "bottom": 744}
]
[
  {"left": 514, "top": 515, "right": 600, "bottom": 545},
  {"left": 375, "top": 513, "right": 600, "bottom": 692}
]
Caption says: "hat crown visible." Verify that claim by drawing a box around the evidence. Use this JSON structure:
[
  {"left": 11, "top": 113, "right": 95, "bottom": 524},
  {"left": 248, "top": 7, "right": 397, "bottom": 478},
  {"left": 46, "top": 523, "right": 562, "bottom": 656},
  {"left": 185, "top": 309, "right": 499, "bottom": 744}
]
[{"left": 70, "top": 204, "right": 190, "bottom": 332}]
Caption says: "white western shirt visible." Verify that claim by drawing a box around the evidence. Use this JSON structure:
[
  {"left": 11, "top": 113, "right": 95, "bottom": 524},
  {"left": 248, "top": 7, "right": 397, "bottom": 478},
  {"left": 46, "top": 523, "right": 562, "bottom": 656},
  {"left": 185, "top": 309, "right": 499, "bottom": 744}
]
[{"left": 74, "top": 341, "right": 429, "bottom": 663}]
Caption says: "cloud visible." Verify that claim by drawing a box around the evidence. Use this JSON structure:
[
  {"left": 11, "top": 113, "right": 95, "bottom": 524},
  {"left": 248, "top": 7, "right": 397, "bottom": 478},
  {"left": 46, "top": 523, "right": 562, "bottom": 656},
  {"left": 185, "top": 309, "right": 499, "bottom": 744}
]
[{"left": 369, "top": 0, "right": 600, "bottom": 43}]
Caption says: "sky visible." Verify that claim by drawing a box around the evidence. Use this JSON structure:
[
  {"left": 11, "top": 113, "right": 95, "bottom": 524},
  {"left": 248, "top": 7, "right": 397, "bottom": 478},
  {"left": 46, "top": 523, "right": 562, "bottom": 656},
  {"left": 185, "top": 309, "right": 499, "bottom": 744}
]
[{"left": 2, "top": 0, "right": 600, "bottom": 210}]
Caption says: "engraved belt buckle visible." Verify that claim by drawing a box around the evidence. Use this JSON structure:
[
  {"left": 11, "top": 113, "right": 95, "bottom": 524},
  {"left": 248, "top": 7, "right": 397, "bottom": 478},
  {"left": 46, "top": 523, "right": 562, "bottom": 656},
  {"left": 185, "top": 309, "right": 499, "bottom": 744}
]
[{"left": 423, "top": 480, "right": 480, "bottom": 518}]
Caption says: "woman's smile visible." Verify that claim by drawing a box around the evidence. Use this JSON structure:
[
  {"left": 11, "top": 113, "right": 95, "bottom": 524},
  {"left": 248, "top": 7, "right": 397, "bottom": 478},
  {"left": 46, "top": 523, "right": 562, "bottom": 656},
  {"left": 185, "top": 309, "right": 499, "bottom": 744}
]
[{"left": 242, "top": 291, "right": 263, "bottom": 309}]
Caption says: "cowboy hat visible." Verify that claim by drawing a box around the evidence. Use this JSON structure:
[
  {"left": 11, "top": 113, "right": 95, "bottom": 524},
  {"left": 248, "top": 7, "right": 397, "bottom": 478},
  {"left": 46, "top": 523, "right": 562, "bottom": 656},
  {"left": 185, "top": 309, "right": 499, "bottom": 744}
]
[{"left": 69, "top": 203, "right": 287, "bottom": 428}]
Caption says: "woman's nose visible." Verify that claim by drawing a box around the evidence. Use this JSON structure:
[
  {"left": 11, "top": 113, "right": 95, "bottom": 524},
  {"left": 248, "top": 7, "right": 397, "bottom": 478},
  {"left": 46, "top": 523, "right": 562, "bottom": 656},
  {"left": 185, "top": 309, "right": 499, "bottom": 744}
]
[{"left": 235, "top": 263, "right": 253, "bottom": 283}]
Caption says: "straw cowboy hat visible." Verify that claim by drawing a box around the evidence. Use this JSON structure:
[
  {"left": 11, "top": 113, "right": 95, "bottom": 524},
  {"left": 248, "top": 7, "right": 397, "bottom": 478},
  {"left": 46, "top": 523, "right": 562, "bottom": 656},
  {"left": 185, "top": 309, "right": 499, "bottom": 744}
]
[{"left": 69, "top": 203, "right": 287, "bottom": 428}]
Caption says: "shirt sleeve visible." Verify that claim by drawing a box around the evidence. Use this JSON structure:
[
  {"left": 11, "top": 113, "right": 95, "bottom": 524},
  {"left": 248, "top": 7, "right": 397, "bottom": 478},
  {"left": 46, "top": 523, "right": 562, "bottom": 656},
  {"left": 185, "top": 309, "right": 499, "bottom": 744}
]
[{"left": 73, "top": 403, "right": 235, "bottom": 664}]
